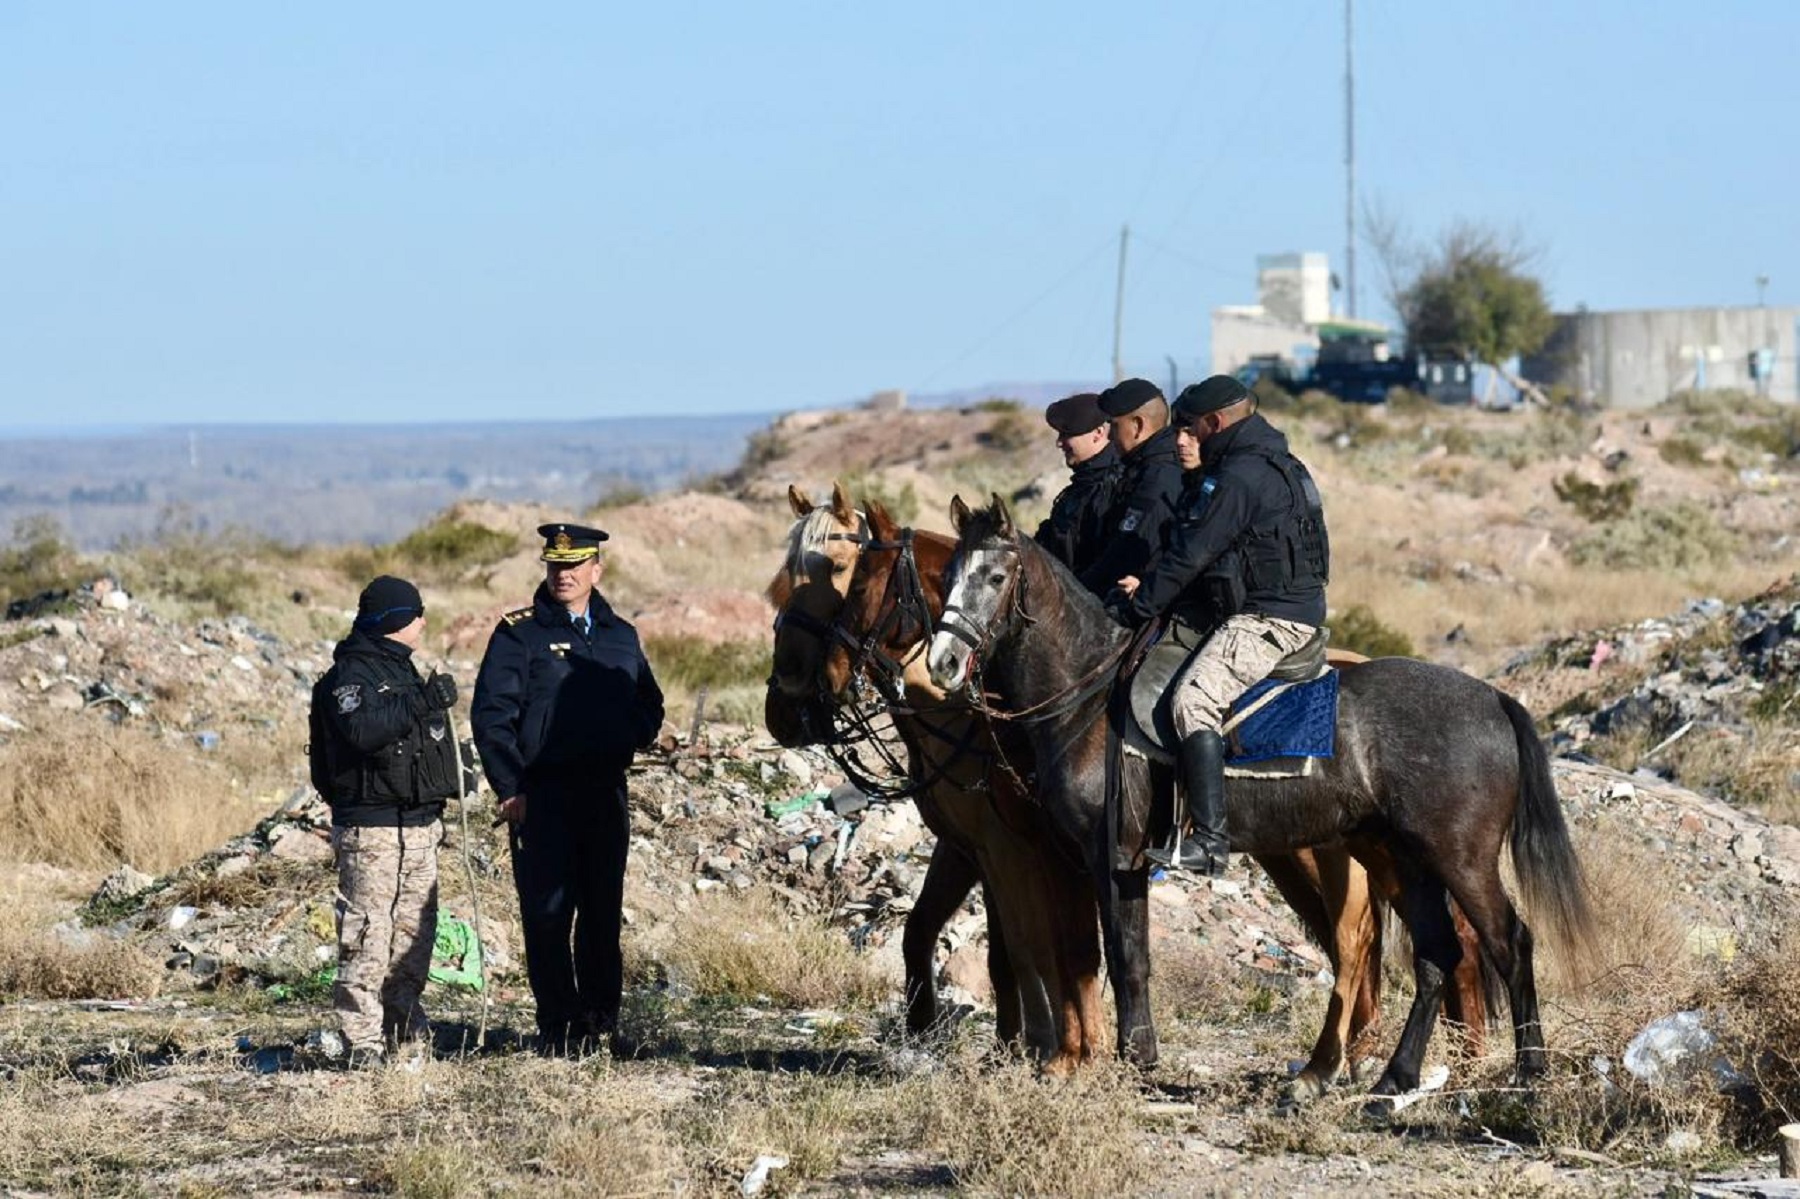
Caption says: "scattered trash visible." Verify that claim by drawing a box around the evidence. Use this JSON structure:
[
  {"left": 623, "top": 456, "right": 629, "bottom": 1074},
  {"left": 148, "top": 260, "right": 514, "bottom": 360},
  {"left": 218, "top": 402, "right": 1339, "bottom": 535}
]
[
  {"left": 194, "top": 730, "right": 221, "bottom": 751},
  {"left": 1623, "top": 1011, "right": 1744, "bottom": 1089},
  {"left": 1377, "top": 1063, "right": 1450, "bottom": 1113},
  {"left": 764, "top": 788, "right": 827, "bottom": 820},
  {"left": 168, "top": 906, "right": 199, "bottom": 930},
  {"left": 739, "top": 1153, "right": 789, "bottom": 1197}
]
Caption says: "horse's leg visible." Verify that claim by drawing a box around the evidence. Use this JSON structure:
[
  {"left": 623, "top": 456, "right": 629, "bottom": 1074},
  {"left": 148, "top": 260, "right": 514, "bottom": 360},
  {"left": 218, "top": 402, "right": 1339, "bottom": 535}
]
[
  {"left": 1369, "top": 867, "right": 1462, "bottom": 1098},
  {"left": 903, "top": 841, "right": 981, "bottom": 1036},
  {"left": 972, "top": 839, "right": 1061, "bottom": 1065},
  {"left": 1096, "top": 861, "right": 1157, "bottom": 1067},
  {"left": 1041, "top": 862, "right": 1104, "bottom": 1071},
  {"left": 1257, "top": 849, "right": 1370, "bottom": 1103},
  {"left": 1438, "top": 901, "right": 1490, "bottom": 1060},
  {"left": 1441, "top": 871, "right": 1542, "bottom": 1081},
  {"left": 1069, "top": 871, "right": 1107, "bottom": 1061},
  {"left": 982, "top": 881, "right": 1022, "bottom": 1047}
]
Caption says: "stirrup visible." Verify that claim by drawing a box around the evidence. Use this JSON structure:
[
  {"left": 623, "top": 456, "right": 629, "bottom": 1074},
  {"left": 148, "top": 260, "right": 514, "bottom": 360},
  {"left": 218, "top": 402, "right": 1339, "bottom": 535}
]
[{"left": 1146, "top": 836, "right": 1229, "bottom": 876}]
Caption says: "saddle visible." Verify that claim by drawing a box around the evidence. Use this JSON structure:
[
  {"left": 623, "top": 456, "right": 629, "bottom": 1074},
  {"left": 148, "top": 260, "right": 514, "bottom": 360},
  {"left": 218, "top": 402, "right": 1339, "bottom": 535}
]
[{"left": 1122, "top": 620, "right": 1334, "bottom": 775}]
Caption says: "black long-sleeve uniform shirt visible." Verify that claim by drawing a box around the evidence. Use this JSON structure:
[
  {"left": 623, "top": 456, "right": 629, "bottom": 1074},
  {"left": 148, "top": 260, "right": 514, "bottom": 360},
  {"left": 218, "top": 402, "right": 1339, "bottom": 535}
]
[
  {"left": 1033, "top": 442, "right": 1122, "bottom": 587},
  {"left": 1077, "top": 425, "right": 1185, "bottom": 597}
]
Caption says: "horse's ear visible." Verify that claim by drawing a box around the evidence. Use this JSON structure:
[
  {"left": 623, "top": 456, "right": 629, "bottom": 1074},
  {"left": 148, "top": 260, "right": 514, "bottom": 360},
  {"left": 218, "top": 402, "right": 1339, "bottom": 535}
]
[
  {"left": 830, "top": 479, "right": 855, "bottom": 524},
  {"left": 788, "top": 485, "right": 813, "bottom": 519},
  {"left": 949, "top": 494, "right": 972, "bottom": 534},
  {"left": 989, "top": 492, "right": 1014, "bottom": 538},
  {"left": 867, "top": 501, "right": 898, "bottom": 540}
]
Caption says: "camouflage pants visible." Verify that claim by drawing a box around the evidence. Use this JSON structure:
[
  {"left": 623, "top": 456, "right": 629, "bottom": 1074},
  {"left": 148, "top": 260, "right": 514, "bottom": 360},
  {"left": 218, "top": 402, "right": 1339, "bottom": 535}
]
[
  {"left": 1170, "top": 614, "right": 1318, "bottom": 740},
  {"left": 332, "top": 821, "right": 441, "bottom": 1053}
]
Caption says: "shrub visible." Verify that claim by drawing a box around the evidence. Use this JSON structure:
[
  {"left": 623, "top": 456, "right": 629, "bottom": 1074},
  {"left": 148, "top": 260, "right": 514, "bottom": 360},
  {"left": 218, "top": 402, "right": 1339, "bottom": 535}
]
[
  {"left": 842, "top": 471, "right": 919, "bottom": 525},
  {"left": 391, "top": 517, "right": 516, "bottom": 569},
  {"left": 1658, "top": 436, "right": 1709, "bottom": 467},
  {"left": 126, "top": 508, "right": 267, "bottom": 615},
  {"left": 1329, "top": 604, "right": 1415, "bottom": 658},
  {"left": 643, "top": 637, "right": 768, "bottom": 696},
  {"left": 977, "top": 406, "right": 1036, "bottom": 452},
  {"left": 969, "top": 397, "right": 1024, "bottom": 414},
  {"left": 0, "top": 516, "right": 80, "bottom": 607},
  {"left": 1553, "top": 472, "right": 1640, "bottom": 522},
  {"left": 1566, "top": 501, "right": 1737, "bottom": 571}
]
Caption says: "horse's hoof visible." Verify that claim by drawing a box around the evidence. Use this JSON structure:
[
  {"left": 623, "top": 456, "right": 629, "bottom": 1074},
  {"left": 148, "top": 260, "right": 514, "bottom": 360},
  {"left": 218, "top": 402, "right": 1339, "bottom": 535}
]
[{"left": 1279, "top": 1072, "right": 1331, "bottom": 1111}]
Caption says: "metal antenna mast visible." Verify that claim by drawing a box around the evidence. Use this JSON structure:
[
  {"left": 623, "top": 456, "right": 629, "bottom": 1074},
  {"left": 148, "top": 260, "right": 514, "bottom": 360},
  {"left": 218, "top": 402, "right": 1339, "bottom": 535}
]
[
  {"left": 1344, "top": 0, "right": 1357, "bottom": 319},
  {"left": 1111, "top": 224, "right": 1130, "bottom": 382}
]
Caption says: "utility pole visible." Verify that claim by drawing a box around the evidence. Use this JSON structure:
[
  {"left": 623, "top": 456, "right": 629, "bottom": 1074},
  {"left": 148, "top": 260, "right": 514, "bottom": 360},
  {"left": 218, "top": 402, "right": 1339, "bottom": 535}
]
[
  {"left": 1111, "top": 224, "right": 1130, "bottom": 382},
  {"left": 1756, "top": 274, "right": 1770, "bottom": 307},
  {"left": 1344, "top": 0, "right": 1357, "bottom": 320}
]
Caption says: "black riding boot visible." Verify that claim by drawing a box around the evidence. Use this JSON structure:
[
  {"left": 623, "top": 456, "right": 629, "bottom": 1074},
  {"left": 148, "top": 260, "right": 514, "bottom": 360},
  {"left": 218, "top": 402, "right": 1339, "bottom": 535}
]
[{"left": 1148, "top": 730, "right": 1229, "bottom": 876}]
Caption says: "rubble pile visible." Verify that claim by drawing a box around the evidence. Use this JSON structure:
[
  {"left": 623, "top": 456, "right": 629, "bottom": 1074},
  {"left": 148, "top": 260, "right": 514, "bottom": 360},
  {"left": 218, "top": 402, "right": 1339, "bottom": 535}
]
[
  {"left": 0, "top": 580, "right": 327, "bottom": 750},
  {"left": 1502, "top": 576, "right": 1800, "bottom": 754}
]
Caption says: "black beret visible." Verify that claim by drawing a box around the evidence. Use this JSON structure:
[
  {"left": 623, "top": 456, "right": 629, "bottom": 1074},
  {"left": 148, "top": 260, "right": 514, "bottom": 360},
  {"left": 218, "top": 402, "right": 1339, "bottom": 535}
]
[
  {"left": 538, "top": 522, "right": 609, "bottom": 563},
  {"left": 1096, "top": 377, "right": 1164, "bottom": 418},
  {"left": 1174, "top": 375, "right": 1253, "bottom": 421},
  {"left": 357, "top": 575, "right": 424, "bottom": 634},
  {"left": 1044, "top": 392, "right": 1107, "bottom": 436}
]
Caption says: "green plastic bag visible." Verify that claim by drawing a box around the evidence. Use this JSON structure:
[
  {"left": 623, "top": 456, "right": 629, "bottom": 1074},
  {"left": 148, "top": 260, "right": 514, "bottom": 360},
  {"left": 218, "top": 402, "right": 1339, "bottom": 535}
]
[{"left": 428, "top": 916, "right": 484, "bottom": 991}]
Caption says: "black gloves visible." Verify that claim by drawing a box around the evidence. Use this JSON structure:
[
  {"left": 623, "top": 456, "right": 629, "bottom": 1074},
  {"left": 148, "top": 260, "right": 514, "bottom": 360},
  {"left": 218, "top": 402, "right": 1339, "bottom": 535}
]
[{"left": 424, "top": 671, "right": 458, "bottom": 711}]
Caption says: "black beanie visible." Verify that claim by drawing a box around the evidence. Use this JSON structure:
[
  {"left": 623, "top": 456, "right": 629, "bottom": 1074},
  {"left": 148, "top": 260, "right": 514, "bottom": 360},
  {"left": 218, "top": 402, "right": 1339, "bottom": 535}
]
[{"left": 356, "top": 575, "right": 424, "bottom": 635}]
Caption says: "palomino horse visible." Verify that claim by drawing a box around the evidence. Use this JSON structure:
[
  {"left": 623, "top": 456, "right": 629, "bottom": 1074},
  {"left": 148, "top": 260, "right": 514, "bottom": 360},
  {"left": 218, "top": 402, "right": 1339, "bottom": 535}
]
[
  {"left": 767, "top": 483, "right": 1104, "bottom": 1072},
  {"left": 926, "top": 496, "right": 1595, "bottom": 1096},
  {"left": 769, "top": 485, "right": 1489, "bottom": 1093}
]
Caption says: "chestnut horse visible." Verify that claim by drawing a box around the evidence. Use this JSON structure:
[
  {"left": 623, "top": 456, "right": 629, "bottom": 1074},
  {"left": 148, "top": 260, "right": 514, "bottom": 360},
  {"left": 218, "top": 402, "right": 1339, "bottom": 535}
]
[
  {"left": 926, "top": 496, "right": 1594, "bottom": 1096},
  {"left": 767, "top": 484, "right": 1103, "bottom": 1072},
  {"left": 767, "top": 484, "right": 1489, "bottom": 1093}
]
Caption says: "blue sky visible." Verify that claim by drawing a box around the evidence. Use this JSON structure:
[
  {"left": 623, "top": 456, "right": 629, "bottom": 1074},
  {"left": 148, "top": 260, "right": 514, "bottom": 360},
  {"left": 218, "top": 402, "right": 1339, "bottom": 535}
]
[{"left": 1, "top": 2, "right": 1794, "bottom": 426}]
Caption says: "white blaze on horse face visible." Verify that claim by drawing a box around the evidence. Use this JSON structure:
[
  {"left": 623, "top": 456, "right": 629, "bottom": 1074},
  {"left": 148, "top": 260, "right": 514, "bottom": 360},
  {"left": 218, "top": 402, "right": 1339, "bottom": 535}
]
[{"left": 926, "top": 541, "right": 1011, "bottom": 691}]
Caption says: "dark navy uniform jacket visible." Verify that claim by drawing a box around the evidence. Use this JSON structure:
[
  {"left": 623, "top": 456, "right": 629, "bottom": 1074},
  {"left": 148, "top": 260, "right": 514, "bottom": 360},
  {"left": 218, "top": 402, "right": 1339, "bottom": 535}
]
[
  {"left": 1033, "top": 441, "right": 1121, "bottom": 587},
  {"left": 1078, "top": 424, "right": 1184, "bottom": 597},
  {"left": 1113, "top": 413, "right": 1328, "bottom": 629},
  {"left": 471, "top": 586, "right": 664, "bottom": 802}
]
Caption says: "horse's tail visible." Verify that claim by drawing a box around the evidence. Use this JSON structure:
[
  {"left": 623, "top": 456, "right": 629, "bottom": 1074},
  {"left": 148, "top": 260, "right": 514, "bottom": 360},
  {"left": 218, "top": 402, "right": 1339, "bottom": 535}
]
[{"left": 1501, "top": 691, "right": 1597, "bottom": 961}]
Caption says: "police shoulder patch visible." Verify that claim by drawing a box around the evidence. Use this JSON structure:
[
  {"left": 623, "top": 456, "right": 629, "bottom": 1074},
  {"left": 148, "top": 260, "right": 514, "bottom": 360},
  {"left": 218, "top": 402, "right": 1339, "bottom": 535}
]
[
  {"left": 1118, "top": 508, "right": 1144, "bottom": 533},
  {"left": 333, "top": 684, "right": 362, "bottom": 713},
  {"left": 501, "top": 606, "right": 533, "bottom": 626}
]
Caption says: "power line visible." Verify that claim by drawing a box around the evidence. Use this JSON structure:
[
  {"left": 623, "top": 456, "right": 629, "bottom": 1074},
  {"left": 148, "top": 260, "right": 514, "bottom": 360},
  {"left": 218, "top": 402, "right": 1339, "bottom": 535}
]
[{"left": 913, "top": 233, "right": 1117, "bottom": 391}]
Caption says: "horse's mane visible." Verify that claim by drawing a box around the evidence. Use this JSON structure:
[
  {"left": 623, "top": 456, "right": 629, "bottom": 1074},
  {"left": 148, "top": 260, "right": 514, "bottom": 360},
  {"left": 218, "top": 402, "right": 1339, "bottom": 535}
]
[{"left": 766, "top": 505, "right": 863, "bottom": 607}]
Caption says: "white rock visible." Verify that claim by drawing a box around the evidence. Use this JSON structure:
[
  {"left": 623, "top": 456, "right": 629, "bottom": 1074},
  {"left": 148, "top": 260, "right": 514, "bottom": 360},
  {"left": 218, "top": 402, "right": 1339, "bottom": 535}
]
[
  {"left": 48, "top": 618, "right": 79, "bottom": 639},
  {"left": 101, "top": 590, "right": 131, "bottom": 611},
  {"left": 230, "top": 655, "right": 256, "bottom": 672},
  {"left": 169, "top": 906, "right": 199, "bottom": 930}
]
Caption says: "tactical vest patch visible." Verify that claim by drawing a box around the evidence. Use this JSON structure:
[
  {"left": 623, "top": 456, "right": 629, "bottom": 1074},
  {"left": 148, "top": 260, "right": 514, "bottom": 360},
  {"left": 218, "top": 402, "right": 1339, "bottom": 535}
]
[
  {"left": 333, "top": 684, "right": 362, "bottom": 713},
  {"left": 1119, "top": 508, "right": 1144, "bottom": 533}
]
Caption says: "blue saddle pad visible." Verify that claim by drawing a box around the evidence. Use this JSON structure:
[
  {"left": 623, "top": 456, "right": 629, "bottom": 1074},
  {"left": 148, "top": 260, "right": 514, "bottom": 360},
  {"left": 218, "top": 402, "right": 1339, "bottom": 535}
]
[{"left": 1226, "top": 670, "right": 1339, "bottom": 764}]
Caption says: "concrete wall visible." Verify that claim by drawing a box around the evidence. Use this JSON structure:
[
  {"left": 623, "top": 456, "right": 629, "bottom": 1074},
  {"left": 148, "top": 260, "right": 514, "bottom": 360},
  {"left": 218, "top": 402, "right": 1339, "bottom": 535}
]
[
  {"left": 1210, "top": 307, "right": 1319, "bottom": 376},
  {"left": 1526, "top": 307, "right": 1800, "bottom": 408},
  {"left": 1256, "top": 252, "right": 1332, "bottom": 326}
]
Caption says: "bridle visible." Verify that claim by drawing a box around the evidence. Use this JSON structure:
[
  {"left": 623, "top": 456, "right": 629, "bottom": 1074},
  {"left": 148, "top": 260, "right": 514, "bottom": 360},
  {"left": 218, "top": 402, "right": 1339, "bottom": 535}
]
[
  {"left": 938, "top": 532, "right": 1128, "bottom": 728},
  {"left": 770, "top": 517, "right": 1003, "bottom": 802}
]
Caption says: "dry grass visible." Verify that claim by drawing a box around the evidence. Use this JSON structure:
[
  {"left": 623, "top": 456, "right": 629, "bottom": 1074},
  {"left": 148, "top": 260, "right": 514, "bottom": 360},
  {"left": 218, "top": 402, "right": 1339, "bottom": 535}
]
[
  {"left": 0, "top": 882, "right": 162, "bottom": 1000},
  {"left": 912, "top": 1058, "right": 1155, "bottom": 1196},
  {"left": 0, "top": 711, "right": 267, "bottom": 874},
  {"left": 634, "top": 889, "right": 887, "bottom": 1009}
]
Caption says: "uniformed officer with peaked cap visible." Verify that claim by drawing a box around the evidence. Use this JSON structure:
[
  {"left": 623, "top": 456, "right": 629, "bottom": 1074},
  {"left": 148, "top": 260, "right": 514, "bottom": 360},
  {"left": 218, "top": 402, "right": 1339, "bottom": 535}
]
[{"left": 472, "top": 521, "right": 664, "bottom": 1053}]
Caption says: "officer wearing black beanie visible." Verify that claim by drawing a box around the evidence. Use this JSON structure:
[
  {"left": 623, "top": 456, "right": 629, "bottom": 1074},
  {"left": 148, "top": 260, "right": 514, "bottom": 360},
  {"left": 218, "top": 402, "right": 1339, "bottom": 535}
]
[{"left": 307, "top": 574, "right": 462, "bottom": 1065}]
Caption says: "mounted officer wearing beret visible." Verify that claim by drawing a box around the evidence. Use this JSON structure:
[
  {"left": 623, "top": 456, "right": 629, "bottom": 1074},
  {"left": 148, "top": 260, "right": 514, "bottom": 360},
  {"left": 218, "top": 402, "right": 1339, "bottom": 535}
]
[
  {"left": 1097, "top": 377, "right": 1165, "bottom": 418},
  {"left": 1174, "top": 375, "right": 1253, "bottom": 422},
  {"left": 538, "top": 523, "right": 608, "bottom": 563},
  {"left": 1044, "top": 392, "right": 1108, "bottom": 437}
]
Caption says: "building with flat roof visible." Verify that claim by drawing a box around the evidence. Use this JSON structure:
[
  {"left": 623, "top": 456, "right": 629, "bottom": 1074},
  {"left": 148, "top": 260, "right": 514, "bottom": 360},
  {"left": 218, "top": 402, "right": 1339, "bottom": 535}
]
[{"left": 1523, "top": 306, "right": 1799, "bottom": 408}]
